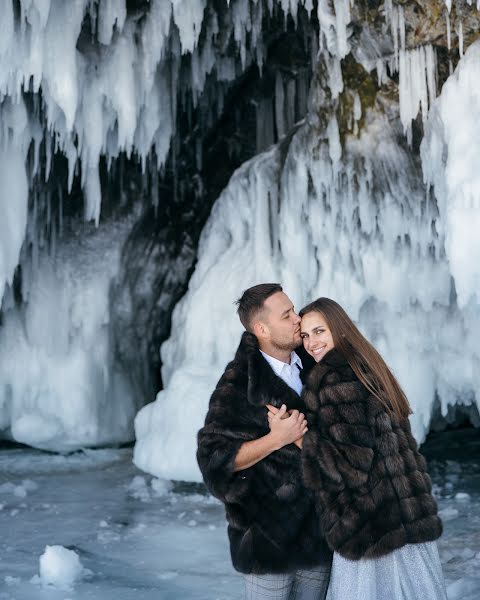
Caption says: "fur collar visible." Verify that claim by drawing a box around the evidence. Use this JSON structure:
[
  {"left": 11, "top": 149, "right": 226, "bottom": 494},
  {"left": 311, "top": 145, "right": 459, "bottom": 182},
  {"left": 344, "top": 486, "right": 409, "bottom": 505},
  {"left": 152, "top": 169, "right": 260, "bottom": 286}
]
[
  {"left": 319, "top": 347, "right": 349, "bottom": 368},
  {"left": 234, "top": 332, "right": 306, "bottom": 411},
  {"left": 305, "top": 347, "right": 351, "bottom": 391}
]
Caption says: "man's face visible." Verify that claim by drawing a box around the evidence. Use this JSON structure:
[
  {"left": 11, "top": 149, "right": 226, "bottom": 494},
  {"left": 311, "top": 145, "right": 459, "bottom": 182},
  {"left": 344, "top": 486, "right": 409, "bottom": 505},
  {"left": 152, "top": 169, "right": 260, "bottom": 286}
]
[{"left": 259, "top": 292, "right": 302, "bottom": 351}]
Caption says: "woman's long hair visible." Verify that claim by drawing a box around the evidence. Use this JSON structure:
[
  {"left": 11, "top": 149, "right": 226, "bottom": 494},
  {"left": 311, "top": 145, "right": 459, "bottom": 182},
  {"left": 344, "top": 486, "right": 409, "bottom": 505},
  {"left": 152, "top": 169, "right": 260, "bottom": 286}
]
[{"left": 299, "top": 297, "right": 412, "bottom": 419}]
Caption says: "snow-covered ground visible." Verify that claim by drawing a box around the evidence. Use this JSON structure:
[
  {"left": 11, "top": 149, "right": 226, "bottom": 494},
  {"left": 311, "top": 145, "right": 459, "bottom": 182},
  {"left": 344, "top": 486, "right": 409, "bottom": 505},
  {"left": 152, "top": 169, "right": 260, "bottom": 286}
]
[{"left": 0, "top": 429, "right": 479, "bottom": 600}]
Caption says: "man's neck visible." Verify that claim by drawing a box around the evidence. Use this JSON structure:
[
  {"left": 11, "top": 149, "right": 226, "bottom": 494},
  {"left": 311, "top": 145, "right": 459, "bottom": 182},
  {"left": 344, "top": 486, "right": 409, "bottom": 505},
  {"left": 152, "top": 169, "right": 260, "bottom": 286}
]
[{"left": 259, "top": 342, "right": 292, "bottom": 364}]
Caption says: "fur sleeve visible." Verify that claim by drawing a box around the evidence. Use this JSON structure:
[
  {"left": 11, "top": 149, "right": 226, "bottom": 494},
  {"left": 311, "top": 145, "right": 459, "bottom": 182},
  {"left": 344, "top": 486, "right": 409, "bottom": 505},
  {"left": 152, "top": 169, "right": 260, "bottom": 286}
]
[
  {"left": 197, "top": 418, "right": 248, "bottom": 502},
  {"left": 196, "top": 368, "right": 262, "bottom": 502},
  {"left": 302, "top": 371, "right": 377, "bottom": 491}
]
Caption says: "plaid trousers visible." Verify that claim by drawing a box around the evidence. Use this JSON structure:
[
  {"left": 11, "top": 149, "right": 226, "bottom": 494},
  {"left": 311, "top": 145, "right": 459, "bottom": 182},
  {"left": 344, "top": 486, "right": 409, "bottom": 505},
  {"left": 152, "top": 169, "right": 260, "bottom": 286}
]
[{"left": 244, "top": 564, "right": 331, "bottom": 600}]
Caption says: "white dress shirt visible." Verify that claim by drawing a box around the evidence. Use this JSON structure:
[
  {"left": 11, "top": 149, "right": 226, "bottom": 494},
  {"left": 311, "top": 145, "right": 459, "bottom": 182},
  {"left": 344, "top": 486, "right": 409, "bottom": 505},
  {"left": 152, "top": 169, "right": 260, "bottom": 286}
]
[{"left": 260, "top": 350, "right": 303, "bottom": 396}]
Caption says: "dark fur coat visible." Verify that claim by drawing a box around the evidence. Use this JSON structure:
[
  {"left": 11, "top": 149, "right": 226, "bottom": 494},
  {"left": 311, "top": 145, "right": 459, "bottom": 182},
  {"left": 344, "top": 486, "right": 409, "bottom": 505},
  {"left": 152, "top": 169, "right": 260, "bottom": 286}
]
[
  {"left": 197, "top": 332, "right": 332, "bottom": 574},
  {"left": 301, "top": 348, "right": 442, "bottom": 560}
]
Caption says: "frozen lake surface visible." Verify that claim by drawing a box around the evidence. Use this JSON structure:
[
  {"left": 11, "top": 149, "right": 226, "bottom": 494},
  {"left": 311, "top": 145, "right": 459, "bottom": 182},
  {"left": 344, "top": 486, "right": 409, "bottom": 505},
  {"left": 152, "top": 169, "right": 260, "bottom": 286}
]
[{"left": 0, "top": 428, "right": 479, "bottom": 600}]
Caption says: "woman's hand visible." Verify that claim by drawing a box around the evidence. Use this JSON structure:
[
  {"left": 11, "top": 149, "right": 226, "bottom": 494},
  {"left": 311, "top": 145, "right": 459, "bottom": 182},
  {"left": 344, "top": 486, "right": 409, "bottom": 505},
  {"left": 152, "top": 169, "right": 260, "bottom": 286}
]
[
  {"left": 266, "top": 404, "right": 290, "bottom": 421},
  {"left": 266, "top": 404, "right": 308, "bottom": 449}
]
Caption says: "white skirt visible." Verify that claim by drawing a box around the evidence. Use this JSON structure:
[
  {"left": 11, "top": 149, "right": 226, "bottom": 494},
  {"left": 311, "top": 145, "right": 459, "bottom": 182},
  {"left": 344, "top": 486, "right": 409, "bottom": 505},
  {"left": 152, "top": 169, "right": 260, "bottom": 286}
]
[{"left": 326, "top": 541, "right": 447, "bottom": 600}]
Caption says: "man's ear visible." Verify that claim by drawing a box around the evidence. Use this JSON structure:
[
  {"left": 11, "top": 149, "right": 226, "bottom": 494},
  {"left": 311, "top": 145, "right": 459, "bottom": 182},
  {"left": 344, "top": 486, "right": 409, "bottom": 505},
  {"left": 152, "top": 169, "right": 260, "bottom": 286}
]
[{"left": 253, "top": 320, "right": 268, "bottom": 340}]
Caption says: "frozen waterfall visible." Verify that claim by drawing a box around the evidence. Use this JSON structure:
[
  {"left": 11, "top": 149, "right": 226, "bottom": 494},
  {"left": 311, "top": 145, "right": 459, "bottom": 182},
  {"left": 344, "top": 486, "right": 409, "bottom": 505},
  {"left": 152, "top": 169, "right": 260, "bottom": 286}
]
[
  {"left": 135, "top": 40, "right": 480, "bottom": 482},
  {"left": 0, "top": 0, "right": 318, "bottom": 451},
  {"left": 0, "top": 0, "right": 479, "bottom": 465},
  {"left": 0, "top": 218, "right": 139, "bottom": 450}
]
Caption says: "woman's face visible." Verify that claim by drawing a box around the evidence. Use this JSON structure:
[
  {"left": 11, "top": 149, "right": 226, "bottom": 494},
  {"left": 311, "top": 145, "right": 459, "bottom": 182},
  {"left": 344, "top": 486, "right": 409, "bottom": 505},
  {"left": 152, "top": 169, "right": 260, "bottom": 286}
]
[{"left": 300, "top": 311, "right": 335, "bottom": 362}]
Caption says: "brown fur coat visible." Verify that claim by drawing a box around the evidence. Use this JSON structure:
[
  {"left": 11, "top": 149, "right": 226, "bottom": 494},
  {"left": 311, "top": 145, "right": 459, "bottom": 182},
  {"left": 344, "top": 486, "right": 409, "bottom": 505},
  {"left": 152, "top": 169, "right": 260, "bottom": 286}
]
[
  {"left": 197, "top": 332, "right": 331, "bottom": 574},
  {"left": 301, "top": 348, "right": 442, "bottom": 560}
]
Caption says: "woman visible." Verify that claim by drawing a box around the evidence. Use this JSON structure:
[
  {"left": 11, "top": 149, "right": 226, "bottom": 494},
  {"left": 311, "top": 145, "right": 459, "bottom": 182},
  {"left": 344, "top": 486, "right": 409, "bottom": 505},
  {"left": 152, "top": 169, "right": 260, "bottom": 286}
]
[{"left": 270, "top": 297, "right": 447, "bottom": 600}]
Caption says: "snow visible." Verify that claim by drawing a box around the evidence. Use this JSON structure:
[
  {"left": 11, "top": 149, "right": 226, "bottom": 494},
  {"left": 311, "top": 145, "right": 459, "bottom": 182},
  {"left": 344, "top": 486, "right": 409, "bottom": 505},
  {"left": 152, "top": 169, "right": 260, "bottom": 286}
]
[{"left": 0, "top": 434, "right": 479, "bottom": 599}]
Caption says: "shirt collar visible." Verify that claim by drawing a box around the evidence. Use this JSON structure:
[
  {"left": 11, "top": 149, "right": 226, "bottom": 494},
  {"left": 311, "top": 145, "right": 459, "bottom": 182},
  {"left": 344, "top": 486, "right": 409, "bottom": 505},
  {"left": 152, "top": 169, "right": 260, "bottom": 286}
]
[{"left": 260, "top": 350, "right": 303, "bottom": 376}]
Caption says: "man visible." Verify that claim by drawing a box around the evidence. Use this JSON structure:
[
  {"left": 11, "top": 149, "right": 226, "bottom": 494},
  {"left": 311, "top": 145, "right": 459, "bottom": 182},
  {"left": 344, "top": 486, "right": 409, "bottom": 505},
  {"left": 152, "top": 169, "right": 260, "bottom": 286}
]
[{"left": 197, "top": 283, "right": 332, "bottom": 599}]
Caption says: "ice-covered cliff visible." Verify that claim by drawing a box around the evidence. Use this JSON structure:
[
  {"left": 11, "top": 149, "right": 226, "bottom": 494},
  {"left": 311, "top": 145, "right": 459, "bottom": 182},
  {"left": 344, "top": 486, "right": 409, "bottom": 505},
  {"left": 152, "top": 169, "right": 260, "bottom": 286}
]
[
  {"left": 0, "top": 0, "right": 316, "bottom": 449},
  {"left": 0, "top": 0, "right": 478, "bottom": 458},
  {"left": 134, "top": 1, "right": 480, "bottom": 481}
]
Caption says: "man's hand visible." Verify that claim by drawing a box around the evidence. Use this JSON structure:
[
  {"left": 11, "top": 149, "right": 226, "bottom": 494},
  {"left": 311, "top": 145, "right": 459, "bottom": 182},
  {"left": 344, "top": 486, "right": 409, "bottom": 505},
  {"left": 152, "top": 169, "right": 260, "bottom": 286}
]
[
  {"left": 266, "top": 404, "right": 308, "bottom": 450},
  {"left": 233, "top": 405, "right": 307, "bottom": 472}
]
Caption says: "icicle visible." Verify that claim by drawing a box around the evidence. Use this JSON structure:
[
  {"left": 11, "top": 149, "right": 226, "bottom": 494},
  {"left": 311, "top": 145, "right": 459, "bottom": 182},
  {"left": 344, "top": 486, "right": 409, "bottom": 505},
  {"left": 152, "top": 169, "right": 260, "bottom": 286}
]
[
  {"left": 326, "top": 56, "right": 344, "bottom": 99},
  {"left": 327, "top": 115, "right": 341, "bottom": 176},
  {"left": 0, "top": 0, "right": 322, "bottom": 307},
  {"left": 171, "top": 0, "right": 206, "bottom": 54},
  {"left": 353, "top": 91, "right": 362, "bottom": 122},
  {"left": 376, "top": 58, "right": 386, "bottom": 86},
  {"left": 446, "top": 10, "right": 451, "bottom": 51},
  {"left": 457, "top": 21, "right": 464, "bottom": 57},
  {"left": 84, "top": 166, "right": 102, "bottom": 226},
  {"left": 256, "top": 98, "right": 275, "bottom": 152},
  {"left": 97, "top": 0, "right": 127, "bottom": 45},
  {"left": 317, "top": 0, "right": 352, "bottom": 60}
]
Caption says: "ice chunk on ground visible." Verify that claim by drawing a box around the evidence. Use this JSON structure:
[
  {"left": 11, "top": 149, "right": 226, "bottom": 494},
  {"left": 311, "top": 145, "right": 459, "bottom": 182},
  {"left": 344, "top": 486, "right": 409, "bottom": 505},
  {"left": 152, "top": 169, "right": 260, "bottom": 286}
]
[
  {"left": 37, "top": 545, "right": 87, "bottom": 589},
  {"left": 438, "top": 507, "right": 459, "bottom": 520},
  {"left": 0, "top": 479, "right": 38, "bottom": 498},
  {"left": 151, "top": 478, "right": 174, "bottom": 497},
  {"left": 127, "top": 475, "right": 151, "bottom": 502}
]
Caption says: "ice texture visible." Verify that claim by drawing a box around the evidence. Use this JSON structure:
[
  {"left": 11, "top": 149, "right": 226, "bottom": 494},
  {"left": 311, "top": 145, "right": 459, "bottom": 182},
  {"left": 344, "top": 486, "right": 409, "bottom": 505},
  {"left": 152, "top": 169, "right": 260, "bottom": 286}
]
[
  {"left": 135, "top": 54, "right": 480, "bottom": 481},
  {"left": 384, "top": 1, "right": 437, "bottom": 138},
  {"left": 0, "top": 0, "right": 317, "bottom": 301},
  {"left": 0, "top": 219, "right": 139, "bottom": 451},
  {"left": 1, "top": 1, "right": 480, "bottom": 462},
  {"left": 2, "top": 434, "right": 478, "bottom": 599},
  {"left": 0, "top": 0, "right": 345, "bottom": 453},
  {"left": 421, "top": 40, "right": 480, "bottom": 308}
]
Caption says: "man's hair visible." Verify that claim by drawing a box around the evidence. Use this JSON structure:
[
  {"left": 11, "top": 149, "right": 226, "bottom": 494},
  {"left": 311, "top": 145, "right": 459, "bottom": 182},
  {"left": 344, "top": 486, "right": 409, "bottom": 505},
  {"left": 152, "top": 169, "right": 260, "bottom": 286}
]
[{"left": 235, "top": 283, "right": 283, "bottom": 332}]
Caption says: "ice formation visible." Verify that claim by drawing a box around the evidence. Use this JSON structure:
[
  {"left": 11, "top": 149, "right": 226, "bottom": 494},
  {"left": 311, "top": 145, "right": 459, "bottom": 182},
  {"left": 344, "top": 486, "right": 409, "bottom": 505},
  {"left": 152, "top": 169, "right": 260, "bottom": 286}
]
[
  {"left": 421, "top": 40, "right": 480, "bottom": 309},
  {"left": 135, "top": 46, "right": 480, "bottom": 482},
  {"left": 383, "top": 0, "right": 437, "bottom": 137},
  {"left": 1, "top": 0, "right": 479, "bottom": 464},
  {"left": 0, "top": 0, "right": 318, "bottom": 304},
  {"left": 0, "top": 0, "right": 320, "bottom": 450},
  {"left": 0, "top": 219, "right": 139, "bottom": 451}
]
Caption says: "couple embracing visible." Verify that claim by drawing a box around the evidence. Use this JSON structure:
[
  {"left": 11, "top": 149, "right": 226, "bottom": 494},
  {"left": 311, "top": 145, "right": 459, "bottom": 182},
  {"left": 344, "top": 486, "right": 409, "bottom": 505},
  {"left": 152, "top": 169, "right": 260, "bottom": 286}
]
[{"left": 197, "top": 284, "right": 447, "bottom": 600}]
